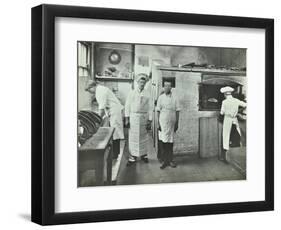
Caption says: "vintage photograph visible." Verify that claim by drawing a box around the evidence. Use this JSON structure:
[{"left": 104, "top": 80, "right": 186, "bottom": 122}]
[{"left": 77, "top": 41, "right": 247, "bottom": 187}]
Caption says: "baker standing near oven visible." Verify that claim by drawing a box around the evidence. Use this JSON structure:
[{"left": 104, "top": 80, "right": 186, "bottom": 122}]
[
  {"left": 85, "top": 80, "right": 124, "bottom": 159},
  {"left": 156, "top": 80, "right": 181, "bottom": 169},
  {"left": 220, "top": 86, "right": 247, "bottom": 162}
]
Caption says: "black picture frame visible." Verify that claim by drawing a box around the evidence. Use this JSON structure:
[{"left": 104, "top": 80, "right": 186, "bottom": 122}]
[{"left": 31, "top": 4, "right": 274, "bottom": 225}]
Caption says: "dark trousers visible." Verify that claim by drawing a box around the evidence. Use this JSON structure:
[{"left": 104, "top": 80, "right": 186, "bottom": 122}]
[
  {"left": 230, "top": 124, "right": 241, "bottom": 148},
  {"left": 157, "top": 140, "right": 163, "bottom": 160},
  {"left": 159, "top": 141, "right": 174, "bottom": 164},
  {"left": 112, "top": 139, "right": 120, "bottom": 159}
]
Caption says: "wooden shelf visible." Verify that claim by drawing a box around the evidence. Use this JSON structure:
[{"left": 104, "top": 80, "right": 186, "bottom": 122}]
[
  {"left": 157, "top": 66, "right": 246, "bottom": 76},
  {"left": 95, "top": 76, "right": 133, "bottom": 81},
  {"left": 97, "top": 46, "right": 133, "bottom": 52}
]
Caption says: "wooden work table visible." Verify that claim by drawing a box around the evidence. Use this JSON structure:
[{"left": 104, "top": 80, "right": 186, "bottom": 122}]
[{"left": 78, "top": 127, "right": 115, "bottom": 186}]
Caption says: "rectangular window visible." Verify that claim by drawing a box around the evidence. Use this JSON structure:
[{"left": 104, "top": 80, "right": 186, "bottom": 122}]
[{"left": 78, "top": 42, "right": 91, "bottom": 77}]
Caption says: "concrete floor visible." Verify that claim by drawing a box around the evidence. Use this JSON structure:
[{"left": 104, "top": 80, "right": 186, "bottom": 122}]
[
  {"left": 79, "top": 129, "right": 246, "bottom": 187},
  {"left": 117, "top": 134, "right": 245, "bottom": 186}
]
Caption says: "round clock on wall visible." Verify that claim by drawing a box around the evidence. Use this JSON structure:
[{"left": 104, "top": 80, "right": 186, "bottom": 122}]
[{"left": 108, "top": 50, "right": 121, "bottom": 65}]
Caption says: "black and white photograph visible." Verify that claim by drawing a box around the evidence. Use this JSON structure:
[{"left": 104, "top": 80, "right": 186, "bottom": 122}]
[
  {"left": 77, "top": 42, "right": 247, "bottom": 187},
  {"left": 29, "top": 3, "right": 274, "bottom": 226}
]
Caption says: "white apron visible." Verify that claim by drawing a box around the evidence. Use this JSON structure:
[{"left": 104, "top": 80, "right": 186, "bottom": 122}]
[
  {"left": 108, "top": 105, "right": 124, "bottom": 140},
  {"left": 221, "top": 96, "right": 246, "bottom": 151},
  {"left": 127, "top": 90, "right": 150, "bottom": 157},
  {"left": 222, "top": 115, "right": 241, "bottom": 150},
  {"left": 129, "top": 113, "right": 149, "bottom": 157},
  {"left": 159, "top": 110, "right": 177, "bottom": 143},
  {"left": 95, "top": 85, "right": 124, "bottom": 140}
]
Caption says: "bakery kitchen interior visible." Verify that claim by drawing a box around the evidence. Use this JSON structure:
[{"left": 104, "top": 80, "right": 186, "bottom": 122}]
[{"left": 77, "top": 42, "right": 247, "bottom": 187}]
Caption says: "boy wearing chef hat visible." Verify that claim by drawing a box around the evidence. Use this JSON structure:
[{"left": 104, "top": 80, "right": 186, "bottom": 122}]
[{"left": 220, "top": 86, "right": 247, "bottom": 162}]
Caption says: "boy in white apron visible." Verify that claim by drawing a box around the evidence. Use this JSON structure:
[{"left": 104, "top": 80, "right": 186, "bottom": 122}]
[
  {"left": 156, "top": 81, "right": 181, "bottom": 169},
  {"left": 85, "top": 80, "right": 124, "bottom": 159},
  {"left": 220, "top": 86, "right": 247, "bottom": 162}
]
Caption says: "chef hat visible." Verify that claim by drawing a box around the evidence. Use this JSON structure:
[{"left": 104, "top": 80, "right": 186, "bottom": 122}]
[
  {"left": 85, "top": 79, "right": 97, "bottom": 91},
  {"left": 220, "top": 86, "right": 234, "bottom": 94},
  {"left": 136, "top": 73, "right": 148, "bottom": 82}
]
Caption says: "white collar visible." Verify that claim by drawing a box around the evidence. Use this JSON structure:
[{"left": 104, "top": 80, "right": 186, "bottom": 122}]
[{"left": 137, "top": 88, "right": 144, "bottom": 93}]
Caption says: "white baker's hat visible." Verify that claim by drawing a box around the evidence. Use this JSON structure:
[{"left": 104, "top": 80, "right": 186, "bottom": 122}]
[
  {"left": 220, "top": 86, "right": 234, "bottom": 94},
  {"left": 136, "top": 73, "right": 148, "bottom": 82}
]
